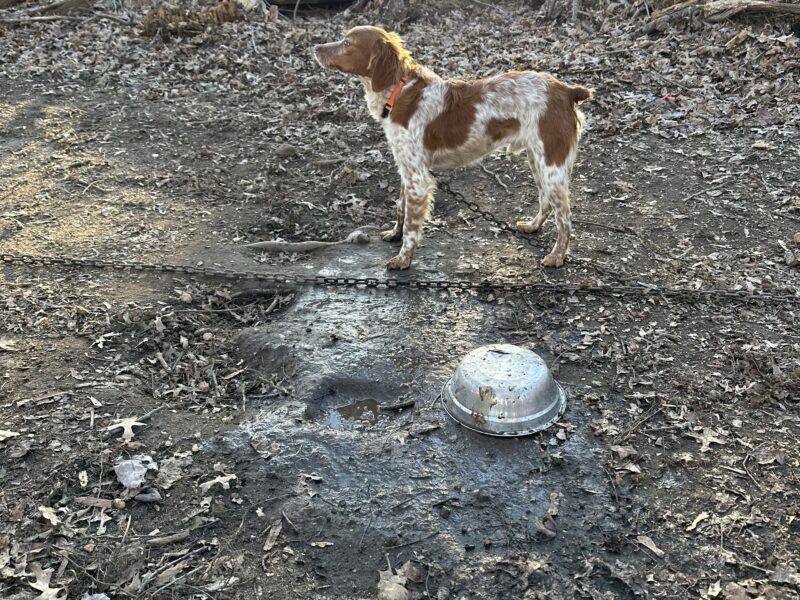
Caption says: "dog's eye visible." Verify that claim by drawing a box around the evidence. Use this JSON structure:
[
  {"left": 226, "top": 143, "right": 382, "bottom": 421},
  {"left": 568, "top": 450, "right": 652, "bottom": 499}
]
[{"left": 343, "top": 40, "right": 350, "bottom": 47}]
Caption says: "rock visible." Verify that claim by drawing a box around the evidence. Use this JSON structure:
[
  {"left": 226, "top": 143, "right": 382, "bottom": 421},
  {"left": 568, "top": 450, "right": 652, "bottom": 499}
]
[
  {"left": 275, "top": 143, "right": 297, "bottom": 158},
  {"left": 785, "top": 250, "right": 800, "bottom": 268},
  {"left": 794, "top": 232, "right": 800, "bottom": 246}
]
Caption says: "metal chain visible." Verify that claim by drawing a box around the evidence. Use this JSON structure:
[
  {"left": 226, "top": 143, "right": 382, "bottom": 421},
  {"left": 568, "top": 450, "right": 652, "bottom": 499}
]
[
  {"left": 437, "top": 178, "right": 540, "bottom": 250},
  {"left": 2, "top": 252, "right": 798, "bottom": 305}
]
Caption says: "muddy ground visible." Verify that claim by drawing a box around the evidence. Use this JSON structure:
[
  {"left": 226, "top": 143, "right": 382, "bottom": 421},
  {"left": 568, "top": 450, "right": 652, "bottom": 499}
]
[{"left": 1, "top": 2, "right": 799, "bottom": 599}]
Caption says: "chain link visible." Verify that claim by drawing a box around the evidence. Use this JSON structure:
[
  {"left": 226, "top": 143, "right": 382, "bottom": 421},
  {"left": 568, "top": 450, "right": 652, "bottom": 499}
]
[
  {"left": 2, "top": 251, "right": 798, "bottom": 305},
  {"left": 438, "top": 178, "right": 541, "bottom": 250}
]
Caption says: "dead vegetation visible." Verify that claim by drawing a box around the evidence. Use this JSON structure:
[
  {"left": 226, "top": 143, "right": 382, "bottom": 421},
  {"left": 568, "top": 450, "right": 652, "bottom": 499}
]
[
  {"left": 141, "top": 0, "right": 240, "bottom": 39},
  {"left": 645, "top": 0, "right": 800, "bottom": 32}
]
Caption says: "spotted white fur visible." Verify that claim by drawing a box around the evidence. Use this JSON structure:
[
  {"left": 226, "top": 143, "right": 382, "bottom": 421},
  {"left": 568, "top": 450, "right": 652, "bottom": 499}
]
[{"left": 316, "top": 29, "right": 587, "bottom": 270}]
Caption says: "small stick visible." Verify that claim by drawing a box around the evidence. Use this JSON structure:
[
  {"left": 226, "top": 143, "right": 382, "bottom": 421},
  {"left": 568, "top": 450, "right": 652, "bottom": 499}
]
[
  {"left": 155, "top": 352, "right": 170, "bottom": 372},
  {"left": 93, "top": 11, "right": 131, "bottom": 24},
  {"left": 379, "top": 399, "right": 415, "bottom": 412},
  {"left": 620, "top": 406, "right": 663, "bottom": 441},
  {"left": 138, "top": 547, "right": 206, "bottom": 591},
  {"left": 358, "top": 515, "right": 373, "bottom": 552},
  {"left": 147, "top": 565, "right": 205, "bottom": 598},
  {"left": 145, "top": 531, "right": 191, "bottom": 546},
  {"left": 281, "top": 511, "right": 297, "bottom": 532},
  {"left": 0, "top": 15, "right": 83, "bottom": 23},
  {"left": 264, "top": 296, "right": 280, "bottom": 315},
  {"left": 245, "top": 229, "right": 372, "bottom": 252},
  {"left": 480, "top": 163, "right": 508, "bottom": 190},
  {"left": 385, "top": 531, "right": 439, "bottom": 550},
  {"left": 121, "top": 514, "right": 132, "bottom": 544}
]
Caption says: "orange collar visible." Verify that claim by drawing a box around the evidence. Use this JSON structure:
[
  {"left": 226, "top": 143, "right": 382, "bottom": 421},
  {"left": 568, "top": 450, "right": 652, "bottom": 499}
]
[{"left": 381, "top": 73, "right": 412, "bottom": 119}]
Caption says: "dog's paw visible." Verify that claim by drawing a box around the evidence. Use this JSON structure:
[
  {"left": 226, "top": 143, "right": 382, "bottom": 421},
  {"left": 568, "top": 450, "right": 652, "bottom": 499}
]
[
  {"left": 385, "top": 254, "right": 412, "bottom": 270},
  {"left": 541, "top": 252, "right": 565, "bottom": 268},
  {"left": 380, "top": 227, "right": 402, "bottom": 242},
  {"left": 516, "top": 219, "right": 541, "bottom": 234}
]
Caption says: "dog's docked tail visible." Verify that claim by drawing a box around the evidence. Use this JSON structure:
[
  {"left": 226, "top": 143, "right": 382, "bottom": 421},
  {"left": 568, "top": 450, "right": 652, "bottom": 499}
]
[{"left": 570, "top": 85, "right": 593, "bottom": 105}]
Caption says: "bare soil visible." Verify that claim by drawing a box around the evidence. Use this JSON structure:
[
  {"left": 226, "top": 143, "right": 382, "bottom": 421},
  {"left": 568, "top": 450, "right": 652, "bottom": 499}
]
[{"left": 1, "top": 3, "right": 799, "bottom": 599}]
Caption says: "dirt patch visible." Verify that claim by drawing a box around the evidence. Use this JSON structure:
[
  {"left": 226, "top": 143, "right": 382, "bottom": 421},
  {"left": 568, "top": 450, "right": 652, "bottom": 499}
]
[{"left": 1, "top": 2, "right": 799, "bottom": 599}]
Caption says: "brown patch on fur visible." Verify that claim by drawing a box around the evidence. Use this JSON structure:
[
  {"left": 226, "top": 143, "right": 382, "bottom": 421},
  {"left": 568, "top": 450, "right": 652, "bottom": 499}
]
[
  {"left": 423, "top": 81, "right": 483, "bottom": 152},
  {"left": 389, "top": 77, "right": 427, "bottom": 128},
  {"left": 540, "top": 76, "right": 591, "bottom": 166},
  {"left": 486, "top": 117, "right": 521, "bottom": 141}
]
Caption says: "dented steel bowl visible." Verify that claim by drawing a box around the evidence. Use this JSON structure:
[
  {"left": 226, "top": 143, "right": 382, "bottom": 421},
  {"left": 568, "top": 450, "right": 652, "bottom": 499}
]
[{"left": 442, "top": 344, "right": 566, "bottom": 437}]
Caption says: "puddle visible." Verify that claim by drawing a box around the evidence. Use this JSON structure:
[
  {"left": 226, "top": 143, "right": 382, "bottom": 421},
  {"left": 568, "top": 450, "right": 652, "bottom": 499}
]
[{"left": 324, "top": 398, "right": 379, "bottom": 430}]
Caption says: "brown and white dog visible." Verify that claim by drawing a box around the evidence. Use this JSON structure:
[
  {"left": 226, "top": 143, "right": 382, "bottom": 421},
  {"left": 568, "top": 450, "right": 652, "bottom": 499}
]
[{"left": 314, "top": 26, "right": 591, "bottom": 270}]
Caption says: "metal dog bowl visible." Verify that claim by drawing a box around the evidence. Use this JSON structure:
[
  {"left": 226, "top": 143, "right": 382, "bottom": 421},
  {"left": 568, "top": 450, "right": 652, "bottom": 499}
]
[{"left": 442, "top": 344, "right": 566, "bottom": 437}]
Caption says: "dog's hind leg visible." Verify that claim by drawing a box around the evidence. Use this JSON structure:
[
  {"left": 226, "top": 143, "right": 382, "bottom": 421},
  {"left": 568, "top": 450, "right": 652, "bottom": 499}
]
[{"left": 540, "top": 169, "right": 572, "bottom": 268}]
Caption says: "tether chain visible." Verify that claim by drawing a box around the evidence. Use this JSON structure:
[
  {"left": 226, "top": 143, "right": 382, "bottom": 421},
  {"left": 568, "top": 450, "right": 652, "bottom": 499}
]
[
  {"left": 1, "top": 252, "right": 798, "bottom": 305},
  {"left": 438, "top": 178, "right": 540, "bottom": 251}
]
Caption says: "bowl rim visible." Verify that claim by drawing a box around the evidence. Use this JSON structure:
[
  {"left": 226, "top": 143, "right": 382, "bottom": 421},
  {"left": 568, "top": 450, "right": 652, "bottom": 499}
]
[{"left": 441, "top": 377, "right": 567, "bottom": 437}]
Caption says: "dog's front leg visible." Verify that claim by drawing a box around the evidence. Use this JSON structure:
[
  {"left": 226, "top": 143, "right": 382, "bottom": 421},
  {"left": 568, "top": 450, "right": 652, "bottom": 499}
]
[
  {"left": 380, "top": 185, "right": 406, "bottom": 242},
  {"left": 385, "top": 166, "right": 433, "bottom": 270}
]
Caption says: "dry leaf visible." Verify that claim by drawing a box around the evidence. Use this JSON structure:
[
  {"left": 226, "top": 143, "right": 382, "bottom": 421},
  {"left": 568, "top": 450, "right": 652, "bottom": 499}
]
[
  {"left": 38, "top": 506, "right": 61, "bottom": 527},
  {"left": 0, "top": 430, "right": 20, "bottom": 442},
  {"left": 263, "top": 519, "right": 282, "bottom": 552},
  {"left": 610, "top": 445, "right": 639, "bottom": 460},
  {"left": 770, "top": 564, "right": 800, "bottom": 586},
  {"left": 636, "top": 535, "right": 665, "bottom": 558},
  {"left": 398, "top": 561, "right": 423, "bottom": 583},
  {"left": 105, "top": 417, "right": 147, "bottom": 443},
  {"left": 620, "top": 463, "right": 642, "bottom": 474},
  {"left": 28, "top": 562, "right": 66, "bottom": 600},
  {"left": 687, "top": 511, "right": 711, "bottom": 531},
  {"left": 199, "top": 474, "right": 237, "bottom": 492},
  {"left": 154, "top": 454, "right": 193, "bottom": 489}
]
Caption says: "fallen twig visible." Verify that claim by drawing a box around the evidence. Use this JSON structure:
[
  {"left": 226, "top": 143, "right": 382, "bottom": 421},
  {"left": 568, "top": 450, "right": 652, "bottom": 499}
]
[
  {"left": 146, "top": 531, "right": 192, "bottom": 546},
  {"left": 0, "top": 15, "right": 83, "bottom": 23},
  {"left": 385, "top": 531, "right": 439, "bottom": 550},
  {"left": 245, "top": 227, "right": 374, "bottom": 252},
  {"left": 379, "top": 399, "right": 416, "bottom": 412}
]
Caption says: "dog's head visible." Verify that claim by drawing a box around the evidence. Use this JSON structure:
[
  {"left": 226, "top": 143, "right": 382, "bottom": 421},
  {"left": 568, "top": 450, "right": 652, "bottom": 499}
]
[{"left": 314, "top": 26, "right": 411, "bottom": 92}]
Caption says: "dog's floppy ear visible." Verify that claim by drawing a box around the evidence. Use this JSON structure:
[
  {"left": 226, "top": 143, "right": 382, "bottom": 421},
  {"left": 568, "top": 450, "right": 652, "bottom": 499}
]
[{"left": 369, "top": 36, "right": 402, "bottom": 92}]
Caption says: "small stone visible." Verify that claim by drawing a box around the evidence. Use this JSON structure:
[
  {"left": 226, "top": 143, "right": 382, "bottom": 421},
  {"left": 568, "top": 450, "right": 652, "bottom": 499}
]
[
  {"left": 785, "top": 250, "right": 800, "bottom": 268},
  {"left": 794, "top": 232, "right": 800, "bottom": 246},
  {"left": 275, "top": 143, "right": 297, "bottom": 158},
  {"left": 113, "top": 498, "right": 126, "bottom": 509}
]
